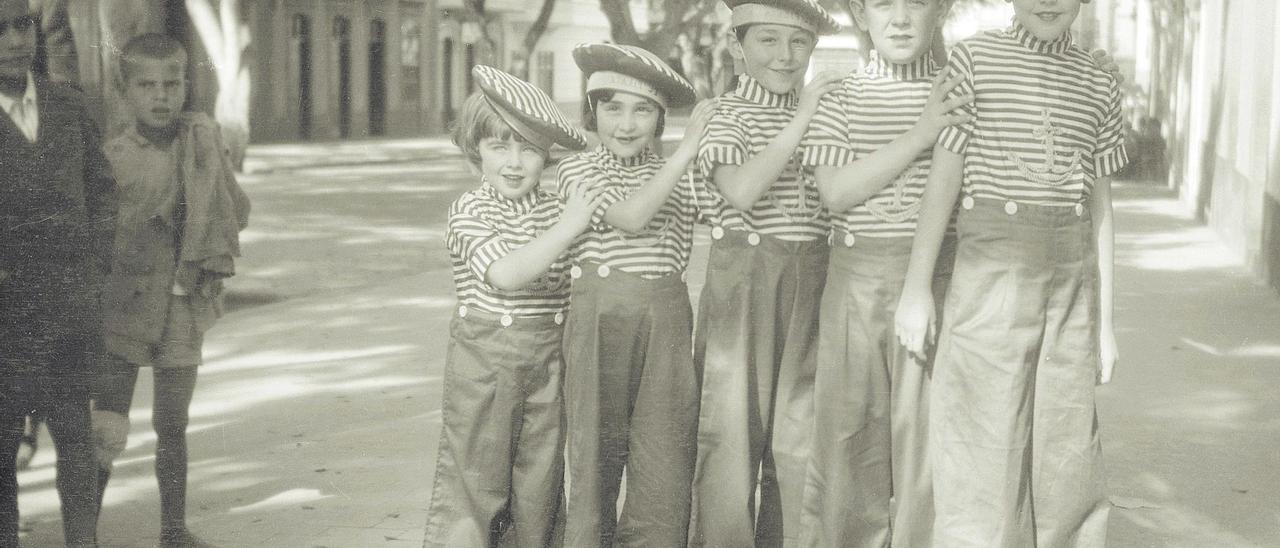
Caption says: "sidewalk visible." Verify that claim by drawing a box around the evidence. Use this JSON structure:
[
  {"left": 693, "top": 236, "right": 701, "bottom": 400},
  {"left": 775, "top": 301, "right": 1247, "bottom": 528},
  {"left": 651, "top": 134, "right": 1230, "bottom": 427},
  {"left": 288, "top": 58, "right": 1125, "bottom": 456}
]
[
  {"left": 241, "top": 116, "right": 694, "bottom": 175},
  {"left": 13, "top": 170, "right": 1280, "bottom": 546}
]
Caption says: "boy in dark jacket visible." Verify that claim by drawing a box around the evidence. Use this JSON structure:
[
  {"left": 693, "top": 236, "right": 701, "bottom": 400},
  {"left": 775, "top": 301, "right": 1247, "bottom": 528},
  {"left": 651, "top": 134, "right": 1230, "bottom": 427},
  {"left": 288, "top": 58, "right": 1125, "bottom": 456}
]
[{"left": 0, "top": 1, "right": 115, "bottom": 546}]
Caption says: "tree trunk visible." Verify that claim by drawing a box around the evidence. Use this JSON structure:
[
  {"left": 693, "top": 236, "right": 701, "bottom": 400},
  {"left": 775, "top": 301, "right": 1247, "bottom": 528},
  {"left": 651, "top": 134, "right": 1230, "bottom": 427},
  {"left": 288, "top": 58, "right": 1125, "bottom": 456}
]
[
  {"left": 186, "top": 0, "right": 250, "bottom": 170},
  {"left": 598, "top": 0, "right": 642, "bottom": 45},
  {"left": 510, "top": 0, "right": 558, "bottom": 79}
]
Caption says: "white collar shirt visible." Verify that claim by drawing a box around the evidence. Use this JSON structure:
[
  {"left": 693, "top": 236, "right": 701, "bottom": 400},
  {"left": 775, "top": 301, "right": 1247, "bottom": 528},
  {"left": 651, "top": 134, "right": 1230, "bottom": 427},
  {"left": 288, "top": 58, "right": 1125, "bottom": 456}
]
[{"left": 0, "top": 72, "right": 39, "bottom": 142}]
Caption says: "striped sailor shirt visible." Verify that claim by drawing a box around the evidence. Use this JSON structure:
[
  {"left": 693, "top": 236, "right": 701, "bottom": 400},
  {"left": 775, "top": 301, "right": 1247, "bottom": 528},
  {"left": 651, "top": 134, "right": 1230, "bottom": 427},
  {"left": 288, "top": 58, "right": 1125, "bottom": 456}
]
[
  {"left": 697, "top": 75, "right": 828, "bottom": 242},
  {"left": 558, "top": 146, "right": 698, "bottom": 278},
  {"left": 937, "top": 21, "right": 1128, "bottom": 207},
  {"left": 802, "top": 51, "right": 942, "bottom": 239},
  {"left": 446, "top": 184, "right": 570, "bottom": 317}
]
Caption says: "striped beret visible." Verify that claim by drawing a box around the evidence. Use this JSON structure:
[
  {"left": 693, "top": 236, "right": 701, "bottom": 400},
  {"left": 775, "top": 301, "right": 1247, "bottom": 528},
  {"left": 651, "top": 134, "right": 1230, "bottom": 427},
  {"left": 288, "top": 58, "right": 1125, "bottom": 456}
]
[
  {"left": 725, "top": 0, "right": 841, "bottom": 35},
  {"left": 472, "top": 65, "right": 587, "bottom": 151},
  {"left": 574, "top": 43, "right": 697, "bottom": 109}
]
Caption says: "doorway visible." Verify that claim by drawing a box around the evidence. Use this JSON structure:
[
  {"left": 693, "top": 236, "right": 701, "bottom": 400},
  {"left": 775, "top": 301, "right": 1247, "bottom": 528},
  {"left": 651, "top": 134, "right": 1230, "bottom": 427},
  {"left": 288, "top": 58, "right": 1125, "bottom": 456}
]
[
  {"left": 368, "top": 19, "right": 387, "bottom": 136},
  {"left": 291, "top": 14, "right": 313, "bottom": 139},
  {"left": 334, "top": 16, "right": 352, "bottom": 138}
]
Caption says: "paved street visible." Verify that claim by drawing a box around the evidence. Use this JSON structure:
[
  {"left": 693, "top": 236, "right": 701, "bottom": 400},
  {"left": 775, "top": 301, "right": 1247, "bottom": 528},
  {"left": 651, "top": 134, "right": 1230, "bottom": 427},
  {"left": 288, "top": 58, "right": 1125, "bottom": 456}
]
[{"left": 14, "top": 138, "right": 1280, "bottom": 547}]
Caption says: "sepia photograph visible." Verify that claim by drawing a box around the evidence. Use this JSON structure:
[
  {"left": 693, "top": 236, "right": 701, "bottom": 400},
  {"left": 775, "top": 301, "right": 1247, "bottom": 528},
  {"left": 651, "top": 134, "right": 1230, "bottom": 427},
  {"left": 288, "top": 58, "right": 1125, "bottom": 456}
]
[{"left": 2, "top": 0, "right": 1277, "bottom": 546}]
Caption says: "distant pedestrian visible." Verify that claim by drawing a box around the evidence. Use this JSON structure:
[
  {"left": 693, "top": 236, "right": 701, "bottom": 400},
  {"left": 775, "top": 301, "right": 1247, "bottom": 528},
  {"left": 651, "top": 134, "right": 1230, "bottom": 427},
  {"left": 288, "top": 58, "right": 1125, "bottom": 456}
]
[
  {"left": 423, "top": 65, "right": 601, "bottom": 548},
  {"left": 92, "top": 33, "right": 250, "bottom": 548}
]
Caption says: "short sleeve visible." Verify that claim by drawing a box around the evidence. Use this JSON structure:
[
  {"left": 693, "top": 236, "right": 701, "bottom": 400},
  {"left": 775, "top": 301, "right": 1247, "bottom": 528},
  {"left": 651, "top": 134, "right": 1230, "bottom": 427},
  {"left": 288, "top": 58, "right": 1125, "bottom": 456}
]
[
  {"left": 556, "top": 154, "right": 625, "bottom": 229},
  {"left": 801, "top": 82, "right": 856, "bottom": 167},
  {"left": 697, "top": 108, "right": 749, "bottom": 181},
  {"left": 937, "top": 43, "right": 978, "bottom": 154},
  {"left": 677, "top": 167, "right": 705, "bottom": 224},
  {"left": 446, "top": 199, "right": 510, "bottom": 281},
  {"left": 1093, "top": 77, "right": 1129, "bottom": 178}
]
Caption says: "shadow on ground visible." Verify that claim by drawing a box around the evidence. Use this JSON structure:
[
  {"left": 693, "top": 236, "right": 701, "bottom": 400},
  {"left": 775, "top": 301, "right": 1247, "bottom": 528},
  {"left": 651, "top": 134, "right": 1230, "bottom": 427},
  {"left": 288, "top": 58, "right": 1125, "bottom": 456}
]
[{"left": 1101, "top": 183, "right": 1280, "bottom": 548}]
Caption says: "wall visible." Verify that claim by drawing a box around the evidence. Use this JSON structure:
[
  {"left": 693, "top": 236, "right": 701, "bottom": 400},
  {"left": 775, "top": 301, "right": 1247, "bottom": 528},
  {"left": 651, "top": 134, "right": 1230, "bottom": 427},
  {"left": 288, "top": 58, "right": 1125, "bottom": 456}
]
[{"left": 1093, "top": 0, "right": 1280, "bottom": 293}]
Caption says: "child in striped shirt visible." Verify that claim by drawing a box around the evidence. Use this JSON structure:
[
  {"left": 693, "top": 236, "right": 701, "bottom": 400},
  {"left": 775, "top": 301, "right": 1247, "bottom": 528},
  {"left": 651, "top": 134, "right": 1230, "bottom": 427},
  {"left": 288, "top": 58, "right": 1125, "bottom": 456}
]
[
  {"left": 896, "top": 0, "right": 1127, "bottom": 545},
  {"left": 556, "top": 43, "right": 715, "bottom": 547},
  {"left": 797, "top": 0, "right": 973, "bottom": 545},
  {"left": 689, "top": 0, "right": 842, "bottom": 544},
  {"left": 423, "top": 65, "right": 604, "bottom": 548}
]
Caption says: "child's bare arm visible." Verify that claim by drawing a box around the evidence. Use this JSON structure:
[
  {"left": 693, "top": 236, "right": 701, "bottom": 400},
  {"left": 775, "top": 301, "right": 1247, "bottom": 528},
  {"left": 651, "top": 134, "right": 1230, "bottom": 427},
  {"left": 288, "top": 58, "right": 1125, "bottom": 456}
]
[
  {"left": 485, "top": 184, "right": 607, "bottom": 290},
  {"left": 894, "top": 145, "right": 964, "bottom": 357},
  {"left": 1091, "top": 176, "right": 1118, "bottom": 384},
  {"left": 815, "top": 69, "right": 973, "bottom": 213},
  {"left": 605, "top": 99, "right": 716, "bottom": 233},
  {"left": 714, "top": 72, "right": 843, "bottom": 211}
]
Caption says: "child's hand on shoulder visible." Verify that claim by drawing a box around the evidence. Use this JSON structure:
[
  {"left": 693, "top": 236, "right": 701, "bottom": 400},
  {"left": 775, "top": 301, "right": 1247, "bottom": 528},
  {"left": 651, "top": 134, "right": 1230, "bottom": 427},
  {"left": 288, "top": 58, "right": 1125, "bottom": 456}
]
[
  {"left": 914, "top": 67, "right": 975, "bottom": 143},
  {"left": 797, "top": 71, "right": 843, "bottom": 117},
  {"left": 1089, "top": 49, "right": 1125, "bottom": 84},
  {"left": 561, "top": 182, "right": 609, "bottom": 232},
  {"left": 676, "top": 99, "right": 718, "bottom": 158}
]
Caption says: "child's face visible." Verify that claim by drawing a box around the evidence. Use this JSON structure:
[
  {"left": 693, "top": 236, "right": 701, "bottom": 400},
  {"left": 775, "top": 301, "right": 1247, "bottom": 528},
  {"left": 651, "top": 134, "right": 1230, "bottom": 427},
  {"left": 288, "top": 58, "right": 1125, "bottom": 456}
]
[
  {"left": 733, "top": 24, "right": 818, "bottom": 94},
  {"left": 477, "top": 134, "right": 547, "bottom": 200},
  {"left": 1008, "top": 0, "right": 1085, "bottom": 42},
  {"left": 123, "top": 57, "right": 187, "bottom": 129},
  {"left": 595, "top": 92, "right": 660, "bottom": 159},
  {"left": 0, "top": 2, "right": 36, "bottom": 84},
  {"left": 855, "top": 0, "right": 946, "bottom": 64}
]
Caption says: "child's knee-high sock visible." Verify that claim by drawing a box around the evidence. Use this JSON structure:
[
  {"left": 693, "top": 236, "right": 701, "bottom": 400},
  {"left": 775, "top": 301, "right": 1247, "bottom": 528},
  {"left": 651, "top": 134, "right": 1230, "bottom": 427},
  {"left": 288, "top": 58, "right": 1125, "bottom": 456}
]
[{"left": 153, "top": 368, "right": 198, "bottom": 532}]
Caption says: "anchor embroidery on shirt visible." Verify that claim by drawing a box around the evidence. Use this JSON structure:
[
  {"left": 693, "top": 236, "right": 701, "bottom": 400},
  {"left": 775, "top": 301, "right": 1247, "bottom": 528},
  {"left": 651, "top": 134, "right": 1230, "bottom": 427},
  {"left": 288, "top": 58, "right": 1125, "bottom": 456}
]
[
  {"left": 616, "top": 213, "right": 673, "bottom": 248},
  {"left": 765, "top": 154, "right": 822, "bottom": 222},
  {"left": 865, "top": 165, "right": 923, "bottom": 223},
  {"left": 1007, "top": 109, "right": 1081, "bottom": 186}
]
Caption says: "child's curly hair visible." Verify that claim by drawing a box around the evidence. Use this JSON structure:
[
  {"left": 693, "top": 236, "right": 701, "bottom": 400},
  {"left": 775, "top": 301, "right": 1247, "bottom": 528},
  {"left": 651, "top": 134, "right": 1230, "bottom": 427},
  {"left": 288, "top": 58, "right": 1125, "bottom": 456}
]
[{"left": 451, "top": 93, "right": 548, "bottom": 168}]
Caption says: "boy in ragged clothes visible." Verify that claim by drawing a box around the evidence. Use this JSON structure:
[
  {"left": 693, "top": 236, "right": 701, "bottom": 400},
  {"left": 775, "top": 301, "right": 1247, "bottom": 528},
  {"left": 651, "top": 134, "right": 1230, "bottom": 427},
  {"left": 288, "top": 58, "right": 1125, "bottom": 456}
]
[
  {"left": 423, "top": 65, "right": 604, "bottom": 548},
  {"left": 895, "top": 0, "right": 1127, "bottom": 545},
  {"left": 93, "top": 32, "right": 250, "bottom": 547}
]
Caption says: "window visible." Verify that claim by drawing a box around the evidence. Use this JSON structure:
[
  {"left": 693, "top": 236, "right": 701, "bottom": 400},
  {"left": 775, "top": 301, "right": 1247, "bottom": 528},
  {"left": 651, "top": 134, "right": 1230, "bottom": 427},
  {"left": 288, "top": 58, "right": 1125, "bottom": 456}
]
[
  {"left": 536, "top": 51, "right": 554, "bottom": 98},
  {"left": 400, "top": 18, "right": 422, "bottom": 104}
]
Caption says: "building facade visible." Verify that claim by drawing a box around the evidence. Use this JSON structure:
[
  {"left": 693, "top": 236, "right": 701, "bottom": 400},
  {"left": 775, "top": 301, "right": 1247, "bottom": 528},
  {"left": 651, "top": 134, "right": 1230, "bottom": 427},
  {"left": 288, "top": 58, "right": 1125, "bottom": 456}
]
[
  {"left": 248, "top": 0, "right": 442, "bottom": 141},
  {"left": 1088, "top": 0, "right": 1280, "bottom": 294},
  {"left": 250, "top": 0, "right": 613, "bottom": 141}
]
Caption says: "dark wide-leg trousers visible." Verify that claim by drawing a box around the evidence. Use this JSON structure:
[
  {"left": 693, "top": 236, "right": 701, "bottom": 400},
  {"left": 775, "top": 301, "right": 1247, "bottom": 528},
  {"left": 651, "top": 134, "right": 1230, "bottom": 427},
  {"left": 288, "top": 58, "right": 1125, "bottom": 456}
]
[
  {"left": 689, "top": 230, "right": 828, "bottom": 548},
  {"left": 562, "top": 265, "right": 700, "bottom": 547}
]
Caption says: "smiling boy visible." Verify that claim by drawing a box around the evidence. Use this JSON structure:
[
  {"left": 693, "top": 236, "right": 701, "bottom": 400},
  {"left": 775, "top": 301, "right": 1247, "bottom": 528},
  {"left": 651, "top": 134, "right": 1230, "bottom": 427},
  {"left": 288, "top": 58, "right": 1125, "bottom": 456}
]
[
  {"left": 894, "top": 0, "right": 1126, "bottom": 545},
  {"left": 688, "top": 0, "right": 842, "bottom": 545}
]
